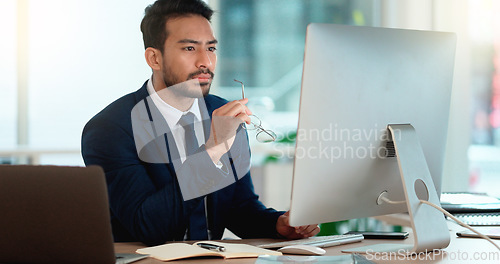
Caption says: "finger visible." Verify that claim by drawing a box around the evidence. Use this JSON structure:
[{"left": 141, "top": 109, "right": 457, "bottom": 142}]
[
  {"left": 212, "top": 111, "right": 249, "bottom": 125},
  {"left": 217, "top": 99, "right": 252, "bottom": 116},
  {"left": 280, "top": 212, "right": 290, "bottom": 227},
  {"left": 216, "top": 101, "right": 250, "bottom": 117},
  {"left": 211, "top": 101, "right": 240, "bottom": 115},
  {"left": 300, "top": 225, "right": 320, "bottom": 236},
  {"left": 227, "top": 106, "right": 251, "bottom": 120},
  {"left": 222, "top": 98, "right": 248, "bottom": 109},
  {"left": 295, "top": 224, "right": 307, "bottom": 233},
  {"left": 310, "top": 225, "right": 321, "bottom": 236},
  {"left": 235, "top": 112, "right": 251, "bottom": 124},
  {"left": 238, "top": 98, "right": 249, "bottom": 104},
  {"left": 311, "top": 225, "right": 321, "bottom": 236},
  {"left": 237, "top": 98, "right": 252, "bottom": 115},
  {"left": 295, "top": 224, "right": 317, "bottom": 235}
]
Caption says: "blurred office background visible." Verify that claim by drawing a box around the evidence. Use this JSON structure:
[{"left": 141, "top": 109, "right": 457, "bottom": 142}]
[{"left": 1, "top": 0, "right": 499, "bottom": 211}]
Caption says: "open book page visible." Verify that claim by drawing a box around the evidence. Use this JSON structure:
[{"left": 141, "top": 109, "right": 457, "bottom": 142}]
[
  {"left": 136, "top": 241, "right": 282, "bottom": 261},
  {"left": 193, "top": 241, "right": 282, "bottom": 259},
  {"left": 136, "top": 243, "right": 221, "bottom": 261}
]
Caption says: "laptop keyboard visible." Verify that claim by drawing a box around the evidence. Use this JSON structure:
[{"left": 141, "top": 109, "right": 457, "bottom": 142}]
[{"left": 257, "top": 234, "right": 364, "bottom": 249}]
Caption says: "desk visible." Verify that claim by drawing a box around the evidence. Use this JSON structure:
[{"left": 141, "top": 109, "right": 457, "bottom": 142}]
[{"left": 115, "top": 221, "right": 500, "bottom": 263}]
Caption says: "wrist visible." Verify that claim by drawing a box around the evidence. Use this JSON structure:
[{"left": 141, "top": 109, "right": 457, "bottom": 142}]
[{"left": 205, "top": 140, "right": 225, "bottom": 164}]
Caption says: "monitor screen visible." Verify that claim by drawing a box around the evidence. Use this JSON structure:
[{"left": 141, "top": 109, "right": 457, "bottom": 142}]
[{"left": 289, "top": 24, "right": 456, "bottom": 227}]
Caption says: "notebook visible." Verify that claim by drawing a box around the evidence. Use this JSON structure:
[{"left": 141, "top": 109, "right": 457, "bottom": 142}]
[
  {"left": 440, "top": 192, "right": 500, "bottom": 213},
  {"left": 136, "top": 241, "right": 282, "bottom": 262},
  {"left": 0, "top": 165, "right": 147, "bottom": 264}
]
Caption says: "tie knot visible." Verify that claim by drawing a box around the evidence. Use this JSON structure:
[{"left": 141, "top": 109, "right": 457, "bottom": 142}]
[{"left": 178, "top": 112, "right": 196, "bottom": 127}]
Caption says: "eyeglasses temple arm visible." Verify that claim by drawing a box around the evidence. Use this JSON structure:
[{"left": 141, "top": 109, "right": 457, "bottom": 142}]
[{"left": 234, "top": 79, "right": 245, "bottom": 99}]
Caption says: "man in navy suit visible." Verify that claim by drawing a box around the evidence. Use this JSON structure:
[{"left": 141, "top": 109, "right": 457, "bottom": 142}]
[{"left": 82, "top": 0, "right": 319, "bottom": 246}]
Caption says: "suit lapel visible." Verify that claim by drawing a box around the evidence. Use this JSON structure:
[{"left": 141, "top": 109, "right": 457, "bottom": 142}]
[{"left": 133, "top": 82, "right": 181, "bottom": 166}]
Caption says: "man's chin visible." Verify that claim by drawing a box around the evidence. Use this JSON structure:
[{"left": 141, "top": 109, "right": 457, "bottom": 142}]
[
  {"left": 200, "top": 83, "right": 211, "bottom": 96},
  {"left": 173, "top": 79, "right": 210, "bottom": 98}
]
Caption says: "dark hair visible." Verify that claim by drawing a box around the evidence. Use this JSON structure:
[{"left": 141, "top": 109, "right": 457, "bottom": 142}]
[{"left": 140, "top": 0, "right": 214, "bottom": 52}]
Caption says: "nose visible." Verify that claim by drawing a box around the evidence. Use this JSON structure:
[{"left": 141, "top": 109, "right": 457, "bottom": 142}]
[{"left": 196, "top": 50, "right": 214, "bottom": 69}]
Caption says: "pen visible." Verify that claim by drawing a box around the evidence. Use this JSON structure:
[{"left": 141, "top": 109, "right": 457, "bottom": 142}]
[{"left": 197, "top": 242, "right": 226, "bottom": 252}]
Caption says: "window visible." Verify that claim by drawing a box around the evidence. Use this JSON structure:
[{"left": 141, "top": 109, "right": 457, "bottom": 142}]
[
  {"left": 1, "top": 0, "right": 152, "bottom": 165},
  {"left": 211, "top": 0, "right": 375, "bottom": 163},
  {"left": 0, "top": 0, "right": 17, "bottom": 153},
  {"left": 214, "top": 0, "right": 374, "bottom": 111},
  {"left": 467, "top": 0, "right": 500, "bottom": 197}
]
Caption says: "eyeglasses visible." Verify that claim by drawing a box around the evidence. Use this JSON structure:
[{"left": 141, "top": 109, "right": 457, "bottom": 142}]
[{"left": 234, "top": 79, "right": 277, "bottom": 143}]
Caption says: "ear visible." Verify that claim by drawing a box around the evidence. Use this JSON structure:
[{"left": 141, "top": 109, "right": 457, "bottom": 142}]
[{"left": 145, "top": 47, "right": 162, "bottom": 71}]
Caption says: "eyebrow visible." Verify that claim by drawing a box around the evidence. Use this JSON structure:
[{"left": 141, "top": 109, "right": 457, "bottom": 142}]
[{"left": 178, "top": 39, "right": 218, "bottom": 45}]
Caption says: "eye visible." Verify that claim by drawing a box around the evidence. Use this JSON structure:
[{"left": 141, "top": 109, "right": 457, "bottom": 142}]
[
  {"left": 183, "top": 46, "right": 195, "bottom": 51},
  {"left": 208, "top": 47, "right": 217, "bottom": 52}
]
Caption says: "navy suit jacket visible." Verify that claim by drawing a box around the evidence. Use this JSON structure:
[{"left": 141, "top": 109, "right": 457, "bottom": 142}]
[{"left": 82, "top": 81, "right": 283, "bottom": 246}]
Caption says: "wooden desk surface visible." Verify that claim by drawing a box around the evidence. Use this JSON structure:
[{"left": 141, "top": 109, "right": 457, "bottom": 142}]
[{"left": 115, "top": 221, "right": 500, "bottom": 263}]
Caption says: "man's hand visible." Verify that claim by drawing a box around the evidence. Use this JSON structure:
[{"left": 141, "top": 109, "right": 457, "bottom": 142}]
[
  {"left": 276, "top": 211, "right": 320, "bottom": 239},
  {"left": 205, "top": 98, "right": 251, "bottom": 163}
]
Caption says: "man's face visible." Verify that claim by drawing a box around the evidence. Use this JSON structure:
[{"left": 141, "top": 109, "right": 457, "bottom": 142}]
[{"left": 160, "top": 15, "right": 217, "bottom": 97}]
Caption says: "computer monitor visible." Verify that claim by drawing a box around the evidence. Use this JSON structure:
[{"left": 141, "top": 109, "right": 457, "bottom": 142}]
[{"left": 288, "top": 24, "right": 456, "bottom": 253}]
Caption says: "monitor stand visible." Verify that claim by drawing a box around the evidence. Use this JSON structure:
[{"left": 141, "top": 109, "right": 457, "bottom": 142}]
[{"left": 343, "top": 124, "right": 450, "bottom": 254}]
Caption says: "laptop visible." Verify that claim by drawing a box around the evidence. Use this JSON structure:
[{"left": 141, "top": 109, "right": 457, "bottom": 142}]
[{"left": 0, "top": 165, "right": 147, "bottom": 264}]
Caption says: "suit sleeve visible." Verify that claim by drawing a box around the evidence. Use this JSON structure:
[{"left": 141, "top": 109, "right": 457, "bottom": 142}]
[
  {"left": 226, "top": 173, "right": 285, "bottom": 238},
  {"left": 82, "top": 115, "right": 202, "bottom": 246},
  {"left": 224, "top": 128, "right": 285, "bottom": 238}
]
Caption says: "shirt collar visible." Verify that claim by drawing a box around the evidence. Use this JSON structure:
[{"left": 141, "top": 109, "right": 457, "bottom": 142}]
[{"left": 146, "top": 78, "right": 202, "bottom": 128}]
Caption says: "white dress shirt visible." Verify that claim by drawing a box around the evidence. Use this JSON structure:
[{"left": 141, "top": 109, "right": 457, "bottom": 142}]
[
  {"left": 146, "top": 79, "right": 206, "bottom": 163},
  {"left": 147, "top": 79, "right": 224, "bottom": 170},
  {"left": 147, "top": 79, "right": 221, "bottom": 240}
]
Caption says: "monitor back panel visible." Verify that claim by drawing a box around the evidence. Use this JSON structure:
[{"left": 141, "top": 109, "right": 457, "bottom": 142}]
[{"left": 0, "top": 165, "right": 115, "bottom": 264}]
